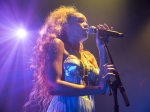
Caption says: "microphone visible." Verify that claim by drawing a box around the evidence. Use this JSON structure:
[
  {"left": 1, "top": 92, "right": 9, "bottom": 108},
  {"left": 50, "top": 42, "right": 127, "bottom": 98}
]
[{"left": 88, "top": 26, "right": 123, "bottom": 38}]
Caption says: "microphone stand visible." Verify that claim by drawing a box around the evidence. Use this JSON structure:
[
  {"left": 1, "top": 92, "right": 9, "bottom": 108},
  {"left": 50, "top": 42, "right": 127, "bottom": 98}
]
[{"left": 103, "top": 40, "right": 130, "bottom": 112}]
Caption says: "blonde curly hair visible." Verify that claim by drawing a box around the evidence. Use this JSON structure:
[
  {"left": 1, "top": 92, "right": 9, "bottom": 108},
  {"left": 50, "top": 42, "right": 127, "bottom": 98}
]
[
  {"left": 24, "top": 5, "right": 98, "bottom": 112},
  {"left": 23, "top": 6, "right": 82, "bottom": 112}
]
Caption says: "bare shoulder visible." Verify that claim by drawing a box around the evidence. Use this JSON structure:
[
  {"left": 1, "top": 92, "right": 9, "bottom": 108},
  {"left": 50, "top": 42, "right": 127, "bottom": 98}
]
[
  {"left": 46, "top": 38, "right": 64, "bottom": 85},
  {"left": 52, "top": 38, "right": 64, "bottom": 49},
  {"left": 48, "top": 38, "right": 64, "bottom": 53},
  {"left": 53, "top": 38, "right": 64, "bottom": 45},
  {"left": 47, "top": 38, "right": 65, "bottom": 62}
]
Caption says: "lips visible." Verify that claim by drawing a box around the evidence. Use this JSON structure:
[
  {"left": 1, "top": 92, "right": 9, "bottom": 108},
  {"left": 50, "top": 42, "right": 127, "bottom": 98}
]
[{"left": 84, "top": 28, "right": 89, "bottom": 33}]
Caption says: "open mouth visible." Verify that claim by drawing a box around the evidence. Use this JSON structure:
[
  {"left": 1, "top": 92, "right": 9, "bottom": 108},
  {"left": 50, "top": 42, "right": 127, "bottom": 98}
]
[{"left": 84, "top": 28, "right": 89, "bottom": 33}]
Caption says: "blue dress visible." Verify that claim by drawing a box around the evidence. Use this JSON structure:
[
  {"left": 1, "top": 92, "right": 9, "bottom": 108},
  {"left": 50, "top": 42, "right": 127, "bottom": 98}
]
[{"left": 47, "top": 55, "right": 97, "bottom": 112}]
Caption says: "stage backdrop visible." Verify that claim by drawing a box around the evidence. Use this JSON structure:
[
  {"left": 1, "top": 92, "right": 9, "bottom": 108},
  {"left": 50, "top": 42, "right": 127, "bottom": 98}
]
[{"left": 0, "top": 0, "right": 150, "bottom": 112}]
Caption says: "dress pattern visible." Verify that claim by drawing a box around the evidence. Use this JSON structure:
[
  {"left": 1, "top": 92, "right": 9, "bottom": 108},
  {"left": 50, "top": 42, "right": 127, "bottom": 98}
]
[{"left": 47, "top": 55, "right": 95, "bottom": 112}]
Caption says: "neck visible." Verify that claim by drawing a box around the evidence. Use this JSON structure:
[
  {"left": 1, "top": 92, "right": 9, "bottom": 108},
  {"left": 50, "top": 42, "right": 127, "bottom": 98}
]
[
  {"left": 70, "top": 42, "right": 80, "bottom": 51},
  {"left": 66, "top": 40, "right": 81, "bottom": 59}
]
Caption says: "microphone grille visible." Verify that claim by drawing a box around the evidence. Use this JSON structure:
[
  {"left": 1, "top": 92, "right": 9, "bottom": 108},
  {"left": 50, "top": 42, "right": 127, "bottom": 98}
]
[{"left": 88, "top": 26, "right": 96, "bottom": 34}]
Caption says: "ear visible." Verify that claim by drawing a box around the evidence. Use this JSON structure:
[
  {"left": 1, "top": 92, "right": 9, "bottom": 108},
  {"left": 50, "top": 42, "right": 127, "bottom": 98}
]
[{"left": 64, "top": 23, "right": 70, "bottom": 33}]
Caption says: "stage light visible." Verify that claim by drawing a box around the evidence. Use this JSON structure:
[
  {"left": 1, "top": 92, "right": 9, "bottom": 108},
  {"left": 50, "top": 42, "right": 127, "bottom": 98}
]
[{"left": 16, "top": 29, "right": 27, "bottom": 38}]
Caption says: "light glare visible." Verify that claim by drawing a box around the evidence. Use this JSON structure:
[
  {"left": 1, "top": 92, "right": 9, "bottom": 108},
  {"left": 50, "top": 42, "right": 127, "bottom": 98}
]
[{"left": 16, "top": 29, "right": 27, "bottom": 38}]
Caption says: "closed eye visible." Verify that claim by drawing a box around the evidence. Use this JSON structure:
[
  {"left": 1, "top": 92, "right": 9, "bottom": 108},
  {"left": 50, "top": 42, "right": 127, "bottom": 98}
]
[{"left": 77, "top": 18, "right": 88, "bottom": 24}]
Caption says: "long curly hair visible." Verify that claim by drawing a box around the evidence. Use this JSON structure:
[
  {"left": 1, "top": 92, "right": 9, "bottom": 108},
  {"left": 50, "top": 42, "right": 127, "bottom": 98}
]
[
  {"left": 23, "top": 6, "right": 83, "bottom": 112},
  {"left": 24, "top": 6, "right": 98, "bottom": 112}
]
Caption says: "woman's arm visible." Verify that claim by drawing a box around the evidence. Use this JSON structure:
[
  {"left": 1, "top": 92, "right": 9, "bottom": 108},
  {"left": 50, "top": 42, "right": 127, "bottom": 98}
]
[
  {"left": 95, "top": 24, "right": 116, "bottom": 93},
  {"left": 45, "top": 38, "right": 106, "bottom": 96}
]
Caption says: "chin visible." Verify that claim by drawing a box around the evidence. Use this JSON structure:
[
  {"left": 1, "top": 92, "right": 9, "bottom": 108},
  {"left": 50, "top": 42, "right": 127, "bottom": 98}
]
[{"left": 80, "top": 36, "right": 88, "bottom": 42}]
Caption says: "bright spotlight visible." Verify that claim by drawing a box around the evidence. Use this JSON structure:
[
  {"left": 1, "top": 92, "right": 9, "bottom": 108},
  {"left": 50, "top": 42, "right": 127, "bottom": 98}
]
[{"left": 16, "top": 29, "right": 27, "bottom": 38}]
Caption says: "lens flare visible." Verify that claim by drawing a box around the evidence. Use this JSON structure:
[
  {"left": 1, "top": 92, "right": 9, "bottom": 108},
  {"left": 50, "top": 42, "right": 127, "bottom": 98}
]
[{"left": 16, "top": 29, "right": 27, "bottom": 38}]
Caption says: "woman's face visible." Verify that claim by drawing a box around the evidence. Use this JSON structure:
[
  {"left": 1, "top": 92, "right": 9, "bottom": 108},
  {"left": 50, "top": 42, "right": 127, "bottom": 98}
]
[{"left": 66, "top": 13, "right": 89, "bottom": 43}]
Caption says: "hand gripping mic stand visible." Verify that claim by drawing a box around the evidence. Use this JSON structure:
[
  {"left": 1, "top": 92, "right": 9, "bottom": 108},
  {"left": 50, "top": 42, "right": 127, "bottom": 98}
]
[{"left": 102, "top": 40, "right": 130, "bottom": 112}]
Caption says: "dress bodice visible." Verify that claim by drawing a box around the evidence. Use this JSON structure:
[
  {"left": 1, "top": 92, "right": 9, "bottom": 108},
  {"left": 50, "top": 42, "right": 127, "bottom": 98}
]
[
  {"left": 47, "top": 53, "right": 97, "bottom": 112},
  {"left": 63, "top": 55, "right": 85, "bottom": 84}
]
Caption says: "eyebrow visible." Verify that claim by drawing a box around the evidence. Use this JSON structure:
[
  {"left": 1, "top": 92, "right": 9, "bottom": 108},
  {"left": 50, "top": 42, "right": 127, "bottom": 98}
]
[
  {"left": 77, "top": 17, "right": 88, "bottom": 23},
  {"left": 68, "top": 15, "right": 88, "bottom": 23}
]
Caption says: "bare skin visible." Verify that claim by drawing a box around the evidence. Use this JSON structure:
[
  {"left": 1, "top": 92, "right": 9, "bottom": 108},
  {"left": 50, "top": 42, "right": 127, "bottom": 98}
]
[{"left": 45, "top": 13, "right": 116, "bottom": 96}]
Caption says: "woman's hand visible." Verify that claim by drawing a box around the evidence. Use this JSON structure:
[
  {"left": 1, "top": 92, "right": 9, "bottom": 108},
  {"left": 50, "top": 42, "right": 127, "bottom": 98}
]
[
  {"left": 96, "top": 23, "right": 113, "bottom": 48},
  {"left": 99, "top": 63, "right": 116, "bottom": 94}
]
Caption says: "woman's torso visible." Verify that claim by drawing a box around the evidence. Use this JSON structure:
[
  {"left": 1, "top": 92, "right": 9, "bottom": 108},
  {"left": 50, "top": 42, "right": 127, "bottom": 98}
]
[{"left": 47, "top": 49, "right": 96, "bottom": 112}]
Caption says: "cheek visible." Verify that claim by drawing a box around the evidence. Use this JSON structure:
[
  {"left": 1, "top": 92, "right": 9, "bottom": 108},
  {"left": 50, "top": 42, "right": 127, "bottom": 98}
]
[
  {"left": 74, "top": 27, "right": 82, "bottom": 35},
  {"left": 69, "top": 23, "right": 85, "bottom": 38},
  {"left": 70, "top": 26, "right": 81, "bottom": 35},
  {"left": 75, "top": 25, "right": 84, "bottom": 34}
]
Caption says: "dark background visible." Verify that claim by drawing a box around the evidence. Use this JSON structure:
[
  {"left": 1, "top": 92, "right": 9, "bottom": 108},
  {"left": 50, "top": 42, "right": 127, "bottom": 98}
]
[{"left": 0, "top": 0, "right": 150, "bottom": 112}]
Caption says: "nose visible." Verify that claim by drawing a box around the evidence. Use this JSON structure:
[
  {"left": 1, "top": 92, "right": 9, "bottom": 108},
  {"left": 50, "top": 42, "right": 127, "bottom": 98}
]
[{"left": 84, "top": 22, "right": 89, "bottom": 29}]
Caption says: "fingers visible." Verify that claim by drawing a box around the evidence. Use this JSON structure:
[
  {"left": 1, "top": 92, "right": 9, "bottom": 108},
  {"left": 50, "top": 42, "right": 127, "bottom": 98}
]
[
  {"left": 103, "top": 63, "right": 116, "bottom": 68},
  {"left": 97, "top": 24, "right": 105, "bottom": 30},
  {"left": 103, "top": 63, "right": 116, "bottom": 73},
  {"left": 96, "top": 23, "right": 114, "bottom": 46},
  {"left": 96, "top": 24, "right": 108, "bottom": 45},
  {"left": 102, "top": 73, "right": 116, "bottom": 82},
  {"left": 111, "top": 26, "right": 114, "bottom": 31},
  {"left": 103, "top": 23, "right": 109, "bottom": 30},
  {"left": 97, "top": 23, "right": 113, "bottom": 30},
  {"left": 102, "top": 63, "right": 116, "bottom": 79}
]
